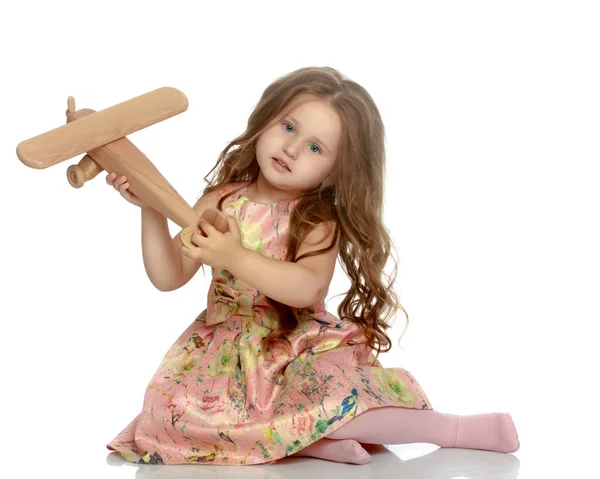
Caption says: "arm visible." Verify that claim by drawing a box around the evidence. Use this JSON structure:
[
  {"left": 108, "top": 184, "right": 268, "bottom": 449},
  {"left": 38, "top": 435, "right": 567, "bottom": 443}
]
[
  {"left": 225, "top": 221, "right": 339, "bottom": 308},
  {"left": 141, "top": 188, "right": 219, "bottom": 292},
  {"left": 141, "top": 206, "right": 183, "bottom": 291},
  {"left": 227, "top": 248, "right": 322, "bottom": 308}
]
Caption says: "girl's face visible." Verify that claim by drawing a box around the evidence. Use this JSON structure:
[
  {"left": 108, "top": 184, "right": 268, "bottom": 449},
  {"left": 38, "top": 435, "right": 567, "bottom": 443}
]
[{"left": 255, "top": 94, "right": 341, "bottom": 196}]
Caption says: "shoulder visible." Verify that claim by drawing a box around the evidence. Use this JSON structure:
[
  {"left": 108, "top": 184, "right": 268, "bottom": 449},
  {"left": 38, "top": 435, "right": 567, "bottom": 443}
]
[{"left": 300, "top": 220, "right": 338, "bottom": 249}]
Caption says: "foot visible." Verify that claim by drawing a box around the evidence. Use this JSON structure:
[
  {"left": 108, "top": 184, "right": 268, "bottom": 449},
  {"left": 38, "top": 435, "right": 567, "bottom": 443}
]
[
  {"left": 293, "top": 437, "right": 371, "bottom": 465},
  {"left": 454, "top": 412, "right": 520, "bottom": 453}
]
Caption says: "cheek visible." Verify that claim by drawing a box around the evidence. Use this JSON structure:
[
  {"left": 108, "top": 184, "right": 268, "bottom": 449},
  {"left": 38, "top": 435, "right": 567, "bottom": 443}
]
[
  {"left": 255, "top": 136, "right": 268, "bottom": 158},
  {"left": 256, "top": 130, "right": 275, "bottom": 153}
]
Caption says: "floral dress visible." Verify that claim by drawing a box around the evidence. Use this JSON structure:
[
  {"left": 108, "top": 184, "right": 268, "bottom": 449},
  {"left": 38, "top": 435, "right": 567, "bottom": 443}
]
[{"left": 106, "top": 180, "right": 432, "bottom": 465}]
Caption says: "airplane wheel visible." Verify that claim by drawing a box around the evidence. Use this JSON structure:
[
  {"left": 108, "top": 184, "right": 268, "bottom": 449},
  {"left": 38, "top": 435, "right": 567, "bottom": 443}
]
[
  {"left": 66, "top": 155, "right": 102, "bottom": 188},
  {"left": 67, "top": 164, "right": 85, "bottom": 188}
]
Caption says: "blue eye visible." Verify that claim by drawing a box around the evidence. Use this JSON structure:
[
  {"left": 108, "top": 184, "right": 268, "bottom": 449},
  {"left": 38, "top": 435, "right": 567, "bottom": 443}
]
[{"left": 284, "top": 122, "right": 321, "bottom": 154}]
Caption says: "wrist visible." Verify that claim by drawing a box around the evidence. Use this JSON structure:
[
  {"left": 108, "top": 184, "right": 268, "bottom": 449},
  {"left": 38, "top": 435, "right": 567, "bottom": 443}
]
[
  {"left": 226, "top": 244, "right": 249, "bottom": 273},
  {"left": 141, "top": 205, "right": 160, "bottom": 216}
]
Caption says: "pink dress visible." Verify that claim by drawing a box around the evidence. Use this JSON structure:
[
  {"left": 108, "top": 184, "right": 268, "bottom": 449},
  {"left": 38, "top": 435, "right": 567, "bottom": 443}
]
[{"left": 107, "top": 180, "right": 432, "bottom": 465}]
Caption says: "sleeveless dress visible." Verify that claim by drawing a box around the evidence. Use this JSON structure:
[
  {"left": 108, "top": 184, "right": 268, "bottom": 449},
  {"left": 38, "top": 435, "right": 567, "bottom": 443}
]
[{"left": 106, "top": 180, "right": 433, "bottom": 465}]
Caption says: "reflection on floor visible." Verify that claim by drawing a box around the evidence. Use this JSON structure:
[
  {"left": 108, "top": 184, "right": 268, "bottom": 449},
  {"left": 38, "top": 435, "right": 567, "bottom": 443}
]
[{"left": 107, "top": 443, "right": 521, "bottom": 479}]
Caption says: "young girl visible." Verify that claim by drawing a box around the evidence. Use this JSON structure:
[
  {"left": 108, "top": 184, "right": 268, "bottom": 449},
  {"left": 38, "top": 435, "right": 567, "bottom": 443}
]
[{"left": 105, "top": 66, "right": 520, "bottom": 466}]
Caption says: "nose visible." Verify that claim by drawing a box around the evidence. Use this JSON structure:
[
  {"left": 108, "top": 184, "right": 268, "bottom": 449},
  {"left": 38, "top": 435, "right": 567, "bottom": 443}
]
[{"left": 282, "top": 139, "right": 299, "bottom": 159}]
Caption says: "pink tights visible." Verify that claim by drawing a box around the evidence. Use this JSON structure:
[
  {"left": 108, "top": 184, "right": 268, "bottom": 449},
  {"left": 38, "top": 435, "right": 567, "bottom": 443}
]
[{"left": 292, "top": 407, "right": 520, "bottom": 465}]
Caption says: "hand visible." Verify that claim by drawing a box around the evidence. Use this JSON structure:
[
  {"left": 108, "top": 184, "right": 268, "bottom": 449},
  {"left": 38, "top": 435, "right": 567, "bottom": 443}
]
[
  {"left": 180, "top": 215, "right": 244, "bottom": 270},
  {"left": 106, "top": 172, "right": 147, "bottom": 208},
  {"left": 200, "top": 208, "right": 230, "bottom": 235}
]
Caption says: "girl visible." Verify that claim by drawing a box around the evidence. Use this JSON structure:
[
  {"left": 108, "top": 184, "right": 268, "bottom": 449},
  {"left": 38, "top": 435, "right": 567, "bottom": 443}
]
[{"left": 105, "top": 66, "right": 520, "bottom": 466}]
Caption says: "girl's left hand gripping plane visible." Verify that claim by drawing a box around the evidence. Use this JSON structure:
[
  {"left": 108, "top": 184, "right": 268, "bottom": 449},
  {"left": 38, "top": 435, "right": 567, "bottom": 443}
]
[{"left": 15, "top": 87, "right": 225, "bottom": 247}]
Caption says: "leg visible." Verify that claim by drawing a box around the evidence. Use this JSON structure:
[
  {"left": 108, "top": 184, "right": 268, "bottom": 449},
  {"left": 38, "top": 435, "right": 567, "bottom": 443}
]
[
  {"left": 327, "top": 406, "right": 520, "bottom": 453},
  {"left": 292, "top": 437, "right": 371, "bottom": 464}
]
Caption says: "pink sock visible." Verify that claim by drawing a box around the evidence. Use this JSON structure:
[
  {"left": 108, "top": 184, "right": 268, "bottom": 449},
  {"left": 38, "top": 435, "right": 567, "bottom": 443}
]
[
  {"left": 326, "top": 406, "right": 520, "bottom": 453},
  {"left": 292, "top": 437, "right": 371, "bottom": 464}
]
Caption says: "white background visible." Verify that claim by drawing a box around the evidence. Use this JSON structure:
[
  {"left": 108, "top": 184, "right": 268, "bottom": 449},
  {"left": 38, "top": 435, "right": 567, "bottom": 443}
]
[{"left": 1, "top": 1, "right": 598, "bottom": 477}]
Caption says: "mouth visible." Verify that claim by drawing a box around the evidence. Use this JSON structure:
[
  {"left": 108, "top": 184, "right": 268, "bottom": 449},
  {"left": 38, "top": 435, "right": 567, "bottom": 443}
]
[{"left": 272, "top": 157, "right": 291, "bottom": 172}]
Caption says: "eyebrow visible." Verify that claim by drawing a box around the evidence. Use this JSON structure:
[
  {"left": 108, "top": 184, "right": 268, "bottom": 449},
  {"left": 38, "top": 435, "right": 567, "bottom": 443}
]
[{"left": 287, "top": 116, "right": 332, "bottom": 155}]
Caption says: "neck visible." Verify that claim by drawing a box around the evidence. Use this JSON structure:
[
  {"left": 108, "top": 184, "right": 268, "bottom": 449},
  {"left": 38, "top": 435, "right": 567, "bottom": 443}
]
[{"left": 251, "top": 173, "right": 299, "bottom": 203}]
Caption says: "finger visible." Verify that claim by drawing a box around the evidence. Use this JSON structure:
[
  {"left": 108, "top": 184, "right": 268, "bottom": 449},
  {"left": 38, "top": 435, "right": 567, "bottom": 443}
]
[
  {"left": 106, "top": 172, "right": 116, "bottom": 184},
  {"left": 119, "top": 182, "right": 130, "bottom": 194},
  {"left": 113, "top": 177, "right": 125, "bottom": 190},
  {"left": 198, "top": 218, "right": 217, "bottom": 235},
  {"left": 191, "top": 230, "right": 206, "bottom": 247},
  {"left": 180, "top": 244, "right": 202, "bottom": 261}
]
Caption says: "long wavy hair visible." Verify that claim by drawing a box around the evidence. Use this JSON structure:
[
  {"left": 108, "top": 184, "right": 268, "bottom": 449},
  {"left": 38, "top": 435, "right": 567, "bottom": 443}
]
[{"left": 199, "top": 66, "right": 409, "bottom": 365}]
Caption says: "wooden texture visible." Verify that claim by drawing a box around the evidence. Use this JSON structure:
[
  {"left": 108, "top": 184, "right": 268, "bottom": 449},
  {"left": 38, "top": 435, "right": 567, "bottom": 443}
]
[
  {"left": 16, "top": 86, "right": 188, "bottom": 168},
  {"left": 13, "top": 87, "right": 237, "bottom": 251},
  {"left": 85, "top": 133, "right": 198, "bottom": 230},
  {"left": 67, "top": 154, "right": 103, "bottom": 188},
  {"left": 16, "top": 87, "right": 211, "bottom": 247}
]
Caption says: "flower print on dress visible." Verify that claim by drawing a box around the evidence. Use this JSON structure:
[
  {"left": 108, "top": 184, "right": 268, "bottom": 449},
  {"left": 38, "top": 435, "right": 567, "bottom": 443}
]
[
  {"left": 207, "top": 339, "right": 238, "bottom": 378},
  {"left": 162, "top": 350, "right": 199, "bottom": 384},
  {"left": 372, "top": 368, "right": 415, "bottom": 405},
  {"left": 106, "top": 181, "right": 433, "bottom": 466},
  {"left": 239, "top": 219, "right": 265, "bottom": 253}
]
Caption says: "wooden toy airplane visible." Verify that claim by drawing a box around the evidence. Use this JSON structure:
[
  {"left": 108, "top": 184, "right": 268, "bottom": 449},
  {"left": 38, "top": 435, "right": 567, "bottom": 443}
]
[{"left": 16, "top": 87, "right": 228, "bottom": 248}]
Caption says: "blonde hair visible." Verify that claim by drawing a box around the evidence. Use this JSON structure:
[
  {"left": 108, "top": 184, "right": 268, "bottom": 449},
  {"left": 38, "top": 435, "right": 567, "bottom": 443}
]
[{"left": 201, "top": 66, "right": 408, "bottom": 365}]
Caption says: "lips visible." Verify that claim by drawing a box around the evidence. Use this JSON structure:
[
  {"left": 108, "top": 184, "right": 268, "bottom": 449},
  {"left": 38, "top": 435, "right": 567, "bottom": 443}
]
[{"left": 273, "top": 157, "right": 291, "bottom": 171}]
